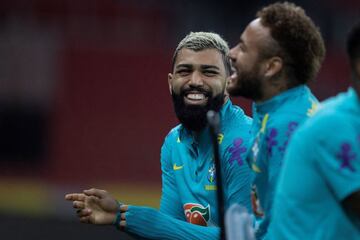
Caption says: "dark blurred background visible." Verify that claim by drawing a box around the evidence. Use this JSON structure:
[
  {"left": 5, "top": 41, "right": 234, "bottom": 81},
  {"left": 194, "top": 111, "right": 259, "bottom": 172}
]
[{"left": 0, "top": 0, "right": 358, "bottom": 239}]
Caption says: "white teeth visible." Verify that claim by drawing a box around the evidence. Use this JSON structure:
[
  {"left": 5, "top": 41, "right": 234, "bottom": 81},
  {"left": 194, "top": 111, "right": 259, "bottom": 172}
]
[
  {"left": 230, "top": 71, "right": 238, "bottom": 80},
  {"left": 187, "top": 93, "right": 205, "bottom": 100}
]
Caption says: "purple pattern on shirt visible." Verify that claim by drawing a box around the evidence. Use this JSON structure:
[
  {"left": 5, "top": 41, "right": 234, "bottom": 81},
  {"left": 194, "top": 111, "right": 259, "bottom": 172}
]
[
  {"left": 228, "top": 138, "right": 246, "bottom": 166},
  {"left": 266, "top": 128, "right": 278, "bottom": 157},
  {"left": 278, "top": 121, "right": 299, "bottom": 154},
  {"left": 336, "top": 143, "right": 356, "bottom": 172}
]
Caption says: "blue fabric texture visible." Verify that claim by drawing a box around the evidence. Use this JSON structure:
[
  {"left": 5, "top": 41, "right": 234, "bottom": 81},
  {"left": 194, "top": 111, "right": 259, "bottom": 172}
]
[
  {"left": 125, "top": 100, "right": 253, "bottom": 239},
  {"left": 269, "top": 88, "right": 360, "bottom": 239}
]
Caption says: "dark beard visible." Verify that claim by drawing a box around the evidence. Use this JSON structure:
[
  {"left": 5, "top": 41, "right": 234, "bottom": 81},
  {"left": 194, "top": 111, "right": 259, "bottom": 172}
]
[
  {"left": 171, "top": 87, "right": 225, "bottom": 132},
  {"left": 228, "top": 66, "right": 264, "bottom": 101}
]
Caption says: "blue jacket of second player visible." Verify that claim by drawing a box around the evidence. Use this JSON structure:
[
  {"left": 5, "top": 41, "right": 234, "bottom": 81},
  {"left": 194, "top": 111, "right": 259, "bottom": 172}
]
[{"left": 246, "top": 84, "right": 318, "bottom": 239}]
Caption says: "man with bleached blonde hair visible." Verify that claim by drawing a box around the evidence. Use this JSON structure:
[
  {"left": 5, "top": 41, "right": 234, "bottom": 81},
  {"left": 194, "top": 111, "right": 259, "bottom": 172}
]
[{"left": 65, "top": 32, "right": 253, "bottom": 240}]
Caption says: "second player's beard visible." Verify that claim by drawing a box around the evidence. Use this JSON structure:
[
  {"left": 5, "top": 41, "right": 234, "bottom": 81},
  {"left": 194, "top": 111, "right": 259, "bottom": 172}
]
[
  {"left": 171, "top": 87, "right": 225, "bottom": 132},
  {"left": 228, "top": 64, "right": 264, "bottom": 101}
]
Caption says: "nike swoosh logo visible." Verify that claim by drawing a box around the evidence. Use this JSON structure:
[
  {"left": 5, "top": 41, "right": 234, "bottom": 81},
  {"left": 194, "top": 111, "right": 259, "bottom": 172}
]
[{"left": 173, "top": 164, "right": 184, "bottom": 171}]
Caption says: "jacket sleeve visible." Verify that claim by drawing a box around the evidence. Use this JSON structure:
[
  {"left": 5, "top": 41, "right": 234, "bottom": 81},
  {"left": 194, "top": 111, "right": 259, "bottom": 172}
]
[
  {"left": 125, "top": 206, "right": 220, "bottom": 240},
  {"left": 124, "top": 134, "right": 220, "bottom": 239},
  {"left": 158, "top": 136, "right": 184, "bottom": 219}
]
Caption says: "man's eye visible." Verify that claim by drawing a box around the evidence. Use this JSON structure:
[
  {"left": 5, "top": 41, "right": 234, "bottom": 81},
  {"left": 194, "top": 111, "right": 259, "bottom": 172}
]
[
  {"left": 239, "top": 43, "right": 246, "bottom": 51},
  {"left": 203, "top": 71, "right": 218, "bottom": 76},
  {"left": 176, "top": 69, "right": 191, "bottom": 76}
]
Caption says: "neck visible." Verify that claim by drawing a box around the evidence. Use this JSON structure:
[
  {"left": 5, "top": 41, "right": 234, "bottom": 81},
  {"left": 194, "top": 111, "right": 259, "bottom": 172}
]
[
  {"left": 351, "top": 68, "right": 360, "bottom": 98},
  {"left": 223, "top": 95, "right": 230, "bottom": 104},
  {"left": 353, "top": 78, "right": 360, "bottom": 98},
  {"left": 352, "top": 63, "right": 360, "bottom": 97},
  {"left": 256, "top": 79, "right": 289, "bottom": 103}
]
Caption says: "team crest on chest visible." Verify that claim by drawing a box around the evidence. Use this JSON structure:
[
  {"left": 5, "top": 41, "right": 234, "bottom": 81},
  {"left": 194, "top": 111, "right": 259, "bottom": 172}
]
[
  {"left": 184, "top": 203, "right": 210, "bottom": 226},
  {"left": 250, "top": 134, "right": 262, "bottom": 173},
  {"left": 207, "top": 162, "right": 216, "bottom": 183},
  {"left": 205, "top": 162, "right": 217, "bottom": 190}
]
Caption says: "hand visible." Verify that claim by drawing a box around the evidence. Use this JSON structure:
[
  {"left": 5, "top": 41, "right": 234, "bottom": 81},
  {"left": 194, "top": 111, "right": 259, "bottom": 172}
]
[{"left": 65, "top": 188, "right": 128, "bottom": 227}]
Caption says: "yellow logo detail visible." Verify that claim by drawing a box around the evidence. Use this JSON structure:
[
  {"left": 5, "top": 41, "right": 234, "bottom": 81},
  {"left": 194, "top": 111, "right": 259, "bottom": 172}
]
[
  {"left": 217, "top": 134, "right": 224, "bottom": 144},
  {"left": 307, "top": 101, "right": 318, "bottom": 117},
  {"left": 173, "top": 163, "right": 184, "bottom": 171},
  {"left": 252, "top": 163, "right": 262, "bottom": 173},
  {"left": 260, "top": 114, "right": 269, "bottom": 133},
  {"left": 205, "top": 185, "right": 217, "bottom": 191}
]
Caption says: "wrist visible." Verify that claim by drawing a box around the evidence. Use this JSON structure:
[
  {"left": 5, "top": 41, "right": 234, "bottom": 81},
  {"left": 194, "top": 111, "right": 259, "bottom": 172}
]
[
  {"left": 112, "top": 210, "right": 122, "bottom": 230},
  {"left": 112, "top": 201, "right": 123, "bottom": 230},
  {"left": 116, "top": 200, "right": 123, "bottom": 211}
]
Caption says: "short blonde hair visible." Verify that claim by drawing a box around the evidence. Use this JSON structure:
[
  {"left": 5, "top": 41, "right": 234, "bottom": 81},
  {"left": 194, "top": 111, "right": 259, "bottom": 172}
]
[{"left": 172, "top": 32, "right": 231, "bottom": 76}]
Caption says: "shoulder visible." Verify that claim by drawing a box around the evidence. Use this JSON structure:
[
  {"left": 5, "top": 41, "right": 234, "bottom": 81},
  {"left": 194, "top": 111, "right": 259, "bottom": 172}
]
[
  {"left": 308, "top": 91, "right": 353, "bottom": 130},
  {"left": 221, "top": 101, "right": 252, "bottom": 133},
  {"left": 294, "top": 91, "right": 356, "bottom": 144},
  {"left": 268, "top": 97, "right": 318, "bottom": 131},
  {"left": 320, "top": 89, "right": 352, "bottom": 113},
  {"left": 273, "top": 86, "right": 319, "bottom": 120},
  {"left": 266, "top": 113, "right": 307, "bottom": 136},
  {"left": 216, "top": 104, "right": 252, "bottom": 158},
  {"left": 218, "top": 110, "right": 252, "bottom": 164},
  {"left": 162, "top": 124, "right": 181, "bottom": 149}
]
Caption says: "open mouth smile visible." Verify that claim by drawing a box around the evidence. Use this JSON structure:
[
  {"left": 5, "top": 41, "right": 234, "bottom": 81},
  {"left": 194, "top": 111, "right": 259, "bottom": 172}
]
[{"left": 184, "top": 91, "right": 208, "bottom": 105}]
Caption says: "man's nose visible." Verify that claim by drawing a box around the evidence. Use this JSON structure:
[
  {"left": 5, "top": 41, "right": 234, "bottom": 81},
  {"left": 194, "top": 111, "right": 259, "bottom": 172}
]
[
  {"left": 189, "top": 71, "right": 204, "bottom": 86},
  {"left": 228, "top": 48, "right": 236, "bottom": 62}
]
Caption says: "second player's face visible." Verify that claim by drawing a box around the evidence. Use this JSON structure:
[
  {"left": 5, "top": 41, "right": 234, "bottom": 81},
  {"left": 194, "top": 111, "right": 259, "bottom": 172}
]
[
  {"left": 227, "top": 18, "right": 270, "bottom": 101},
  {"left": 168, "top": 48, "right": 227, "bottom": 107}
]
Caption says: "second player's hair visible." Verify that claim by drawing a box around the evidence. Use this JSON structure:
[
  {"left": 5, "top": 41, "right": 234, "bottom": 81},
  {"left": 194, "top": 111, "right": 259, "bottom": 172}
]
[{"left": 256, "top": 2, "right": 326, "bottom": 85}]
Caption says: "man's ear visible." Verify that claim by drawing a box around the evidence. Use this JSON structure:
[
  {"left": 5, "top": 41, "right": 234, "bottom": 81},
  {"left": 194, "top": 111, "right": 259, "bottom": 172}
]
[
  {"left": 225, "top": 76, "right": 230, "bottom": 88},
  {"left": 264, "top": 56, "right": 283, "bottom": 79},
  {"left": 168, "top": 73, "right": 173, "bottom": 95}
]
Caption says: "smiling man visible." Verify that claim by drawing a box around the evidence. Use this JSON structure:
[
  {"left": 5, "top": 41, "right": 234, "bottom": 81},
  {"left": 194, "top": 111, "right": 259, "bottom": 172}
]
[
  {"left": 226, "top": 2, "right": 325, "bottom": 239},
  {"left": 65, "top": 32, "right": 253, "bottom": 240}
]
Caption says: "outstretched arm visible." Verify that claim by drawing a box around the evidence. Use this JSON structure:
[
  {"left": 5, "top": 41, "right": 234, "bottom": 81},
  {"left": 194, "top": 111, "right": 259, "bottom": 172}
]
[{"left": 65, "top": 188, "right": 220, "bottom": 240}]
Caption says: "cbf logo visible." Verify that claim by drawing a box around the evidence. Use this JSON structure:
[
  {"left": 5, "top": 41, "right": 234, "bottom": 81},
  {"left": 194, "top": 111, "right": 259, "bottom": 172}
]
[
  {"left": 207, "top": 163, "right": 216, "bottom": 183},
  {"left": 184, "top": 203, "right": 210, "bottom": 226},
  {"left": 250, "top": 136, "right": 262, "bottom": 173}
]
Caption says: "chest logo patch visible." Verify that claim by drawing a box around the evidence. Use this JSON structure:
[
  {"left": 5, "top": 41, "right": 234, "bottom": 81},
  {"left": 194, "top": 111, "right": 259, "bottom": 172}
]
[
  {"left": 173, "top": 163, "right": 184, "bottom": 171},
  {"left": 184, "top": 203, "right": 210, "bottom": 226}
]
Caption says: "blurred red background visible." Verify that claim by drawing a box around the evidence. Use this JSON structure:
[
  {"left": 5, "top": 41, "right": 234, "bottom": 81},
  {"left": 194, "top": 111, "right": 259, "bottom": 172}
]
[{"left": 0, "top": 0, "right": 357, "bottom": 218}]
